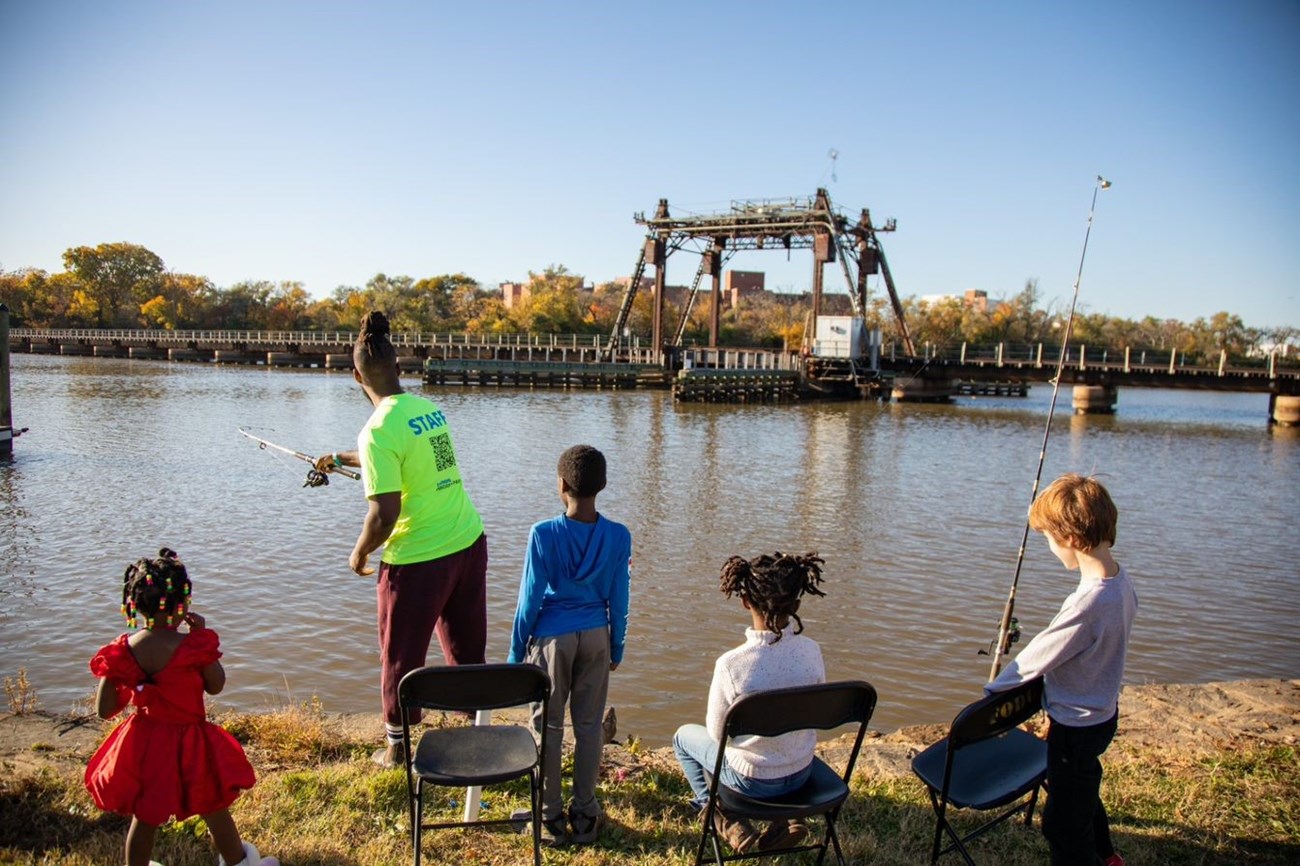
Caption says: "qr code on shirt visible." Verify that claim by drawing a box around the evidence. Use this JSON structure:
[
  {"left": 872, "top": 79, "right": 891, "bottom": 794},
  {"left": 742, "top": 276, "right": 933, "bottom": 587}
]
[{"left": 429, "top": 432, "right": 456, "bottom": 471}]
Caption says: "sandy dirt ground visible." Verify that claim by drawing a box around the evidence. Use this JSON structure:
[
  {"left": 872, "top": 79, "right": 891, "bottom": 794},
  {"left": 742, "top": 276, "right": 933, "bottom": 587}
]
[{"left": 3, "top": 679, "right": 1296, "bottom": 782}]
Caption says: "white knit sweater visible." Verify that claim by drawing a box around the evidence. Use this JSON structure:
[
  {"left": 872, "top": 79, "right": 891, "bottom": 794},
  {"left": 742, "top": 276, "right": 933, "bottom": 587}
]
[{"left": 706, "top": 626, "right": 826, "bottom": 779}]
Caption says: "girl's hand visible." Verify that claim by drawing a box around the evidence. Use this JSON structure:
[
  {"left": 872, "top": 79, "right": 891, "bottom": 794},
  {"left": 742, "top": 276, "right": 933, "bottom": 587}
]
[{"left": 184, "top": 611, "right": 207, "bottom": 631}]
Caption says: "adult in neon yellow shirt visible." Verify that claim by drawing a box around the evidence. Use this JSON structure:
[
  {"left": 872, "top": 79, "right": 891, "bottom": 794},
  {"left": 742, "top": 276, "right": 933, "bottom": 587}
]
[{"left": 318, "top": 311, "right": 487, "bottom": 767}]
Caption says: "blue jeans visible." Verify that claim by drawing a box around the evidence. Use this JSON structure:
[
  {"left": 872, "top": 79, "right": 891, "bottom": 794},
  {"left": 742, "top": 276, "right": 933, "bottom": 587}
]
[{"left": 673, "top": 723, "right": 812, "bottom": 809}]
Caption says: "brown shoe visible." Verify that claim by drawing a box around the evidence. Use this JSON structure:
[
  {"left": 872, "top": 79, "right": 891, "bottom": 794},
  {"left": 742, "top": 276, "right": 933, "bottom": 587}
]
[
  {"left": 712, "top": 808, "right": 760, "bottom": 854},
  {"left": 757, "top": 819, "right": 809, "bottom": 851},
  {"left": 371, "top": 741, "right": 405, "bottom": 768}
]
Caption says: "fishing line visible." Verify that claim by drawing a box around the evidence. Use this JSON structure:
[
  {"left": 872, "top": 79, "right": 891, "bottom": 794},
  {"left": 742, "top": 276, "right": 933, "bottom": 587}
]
[{"left": 984, "top": 176, "right": 1111, "bottom": 680}]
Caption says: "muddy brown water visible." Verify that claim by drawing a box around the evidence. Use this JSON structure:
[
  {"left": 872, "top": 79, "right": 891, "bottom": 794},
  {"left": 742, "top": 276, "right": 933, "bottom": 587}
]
[{"left": 2, "top": 354, "right": 1297, "bottom": 744}]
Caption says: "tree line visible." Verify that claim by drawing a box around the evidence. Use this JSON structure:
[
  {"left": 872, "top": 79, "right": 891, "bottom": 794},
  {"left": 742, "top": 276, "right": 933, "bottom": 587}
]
[{"left": 2, "top": 241, "right": 1295, "bottom": 363}]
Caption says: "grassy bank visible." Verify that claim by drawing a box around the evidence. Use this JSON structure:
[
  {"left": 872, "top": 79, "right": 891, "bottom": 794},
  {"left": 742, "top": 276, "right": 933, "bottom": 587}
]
[{"left": 1, "top": 697, "right": 1296, "bottom": 866}]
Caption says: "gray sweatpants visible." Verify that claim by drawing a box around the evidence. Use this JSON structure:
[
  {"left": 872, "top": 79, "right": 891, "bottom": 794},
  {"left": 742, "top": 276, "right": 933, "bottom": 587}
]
[{"left": 526, "top": 626, "right": 610, "bottom": 821}]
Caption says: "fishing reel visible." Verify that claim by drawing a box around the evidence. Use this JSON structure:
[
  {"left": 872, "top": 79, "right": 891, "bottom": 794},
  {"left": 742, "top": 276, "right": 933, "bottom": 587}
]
[
  {"left": 977, "top": 617, "right": 1021, "bottom": 657},
  {"left": 303, "top": 468, "right": 331, "bottom": 488}
]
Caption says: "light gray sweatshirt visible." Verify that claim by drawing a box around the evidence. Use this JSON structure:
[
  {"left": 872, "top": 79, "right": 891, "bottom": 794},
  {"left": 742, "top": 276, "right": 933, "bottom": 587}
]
[{"left": 986, "top": 566, "right": 1137, "bottom": 726}]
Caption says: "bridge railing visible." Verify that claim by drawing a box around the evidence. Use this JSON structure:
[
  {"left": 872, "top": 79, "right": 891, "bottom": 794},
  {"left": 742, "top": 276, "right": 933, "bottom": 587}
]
[
  {"left": 9, "top": 328, "right": 627, "bottom": 349},
  {"left": 884, "top": 340, "right": 1299, "bottom": 376}
]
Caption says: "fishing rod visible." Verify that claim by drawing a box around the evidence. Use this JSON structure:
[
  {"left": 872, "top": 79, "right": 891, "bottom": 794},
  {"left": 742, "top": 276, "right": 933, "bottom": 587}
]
[
  {"left": 984, "top": 176, "right": 1111, "bottom": 680},
  {"left": 237, "top": 427, "right": 360, "bottom": 487}
]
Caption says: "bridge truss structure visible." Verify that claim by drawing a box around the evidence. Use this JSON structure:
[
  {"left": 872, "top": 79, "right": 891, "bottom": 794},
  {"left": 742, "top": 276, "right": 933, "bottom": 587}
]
[{"left": 601, "top": 188, "right": 916, "bottom": 362}]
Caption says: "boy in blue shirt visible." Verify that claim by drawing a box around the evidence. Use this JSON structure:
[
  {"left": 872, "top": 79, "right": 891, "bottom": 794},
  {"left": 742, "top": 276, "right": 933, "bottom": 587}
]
[
  {"left": 986, "top": 473, "right": 1137, "bottom": 866},
  {"left": 508, "top": 445, "right": 632, "bottom": 847}
]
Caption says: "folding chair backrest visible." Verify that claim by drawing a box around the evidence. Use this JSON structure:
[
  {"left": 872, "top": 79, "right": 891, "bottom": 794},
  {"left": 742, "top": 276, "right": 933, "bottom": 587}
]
[
  {"left": 723, "top": 681, "right": 877, "bottom": 739},
  {"left": 947, "top": 677, "right": 1044, "bottom": 750},
  {"left": 399, "top": 663, "right": 550, "bottom": 714}
]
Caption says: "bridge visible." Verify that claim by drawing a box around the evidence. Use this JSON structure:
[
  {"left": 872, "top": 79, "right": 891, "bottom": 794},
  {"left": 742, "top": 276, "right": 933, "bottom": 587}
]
[{"left": 6, "top": 328, "right": 1299, "bottom": 425}]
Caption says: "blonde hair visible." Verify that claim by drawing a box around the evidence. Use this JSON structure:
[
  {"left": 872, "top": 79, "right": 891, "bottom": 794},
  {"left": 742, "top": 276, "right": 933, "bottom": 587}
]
[{"left": 1028, "top": 473, "right": 1117, "bottom": 551}]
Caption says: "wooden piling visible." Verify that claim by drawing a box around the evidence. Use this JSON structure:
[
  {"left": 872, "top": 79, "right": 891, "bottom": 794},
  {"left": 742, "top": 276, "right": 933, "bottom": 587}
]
[{"left": 1, "top": 304, "right": 11, "bottom": 459}]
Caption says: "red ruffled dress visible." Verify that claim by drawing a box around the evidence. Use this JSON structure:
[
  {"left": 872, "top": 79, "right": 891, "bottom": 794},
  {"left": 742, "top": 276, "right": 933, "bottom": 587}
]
[{"left": 84, "top": 629, "right": 255, "bottom": 826}]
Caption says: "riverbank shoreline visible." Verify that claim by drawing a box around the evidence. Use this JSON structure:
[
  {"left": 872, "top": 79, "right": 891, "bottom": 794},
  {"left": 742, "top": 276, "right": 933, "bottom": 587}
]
[
  {"left": 4, "top": 678, "right": 1296, "bottom": 776},
  {"left": 2, "top": 679, "right": 1297, "bottom": 865}
]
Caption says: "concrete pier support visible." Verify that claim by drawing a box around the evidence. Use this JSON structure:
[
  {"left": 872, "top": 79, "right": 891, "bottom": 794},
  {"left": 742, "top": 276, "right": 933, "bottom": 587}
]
[
  {"left": 1270, "top": 394, "right": 1300, "bottom": 427},
  {"left": 267, "top": 351, "right": 317, "bottom": 367},
  {"left": 891, "top": 376, "right": 955, "bottom": 403},
  {"left": 1072, "top": 384, "right": 1118, "bottom": 414},
  {"left": 324, "top": 354, "right": 352, "bottom": 370}
]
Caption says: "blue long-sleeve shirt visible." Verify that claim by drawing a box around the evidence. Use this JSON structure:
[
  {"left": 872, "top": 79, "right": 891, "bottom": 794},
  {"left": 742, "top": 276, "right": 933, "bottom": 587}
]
[{"left": 507, "top": 513, "right": 632, "bottom": 665}]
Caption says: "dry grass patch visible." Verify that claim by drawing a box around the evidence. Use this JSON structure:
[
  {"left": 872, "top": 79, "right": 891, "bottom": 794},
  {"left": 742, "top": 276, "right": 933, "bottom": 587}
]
[{"left": 2, "top": 700, "right": 1298, "bottom": 865}]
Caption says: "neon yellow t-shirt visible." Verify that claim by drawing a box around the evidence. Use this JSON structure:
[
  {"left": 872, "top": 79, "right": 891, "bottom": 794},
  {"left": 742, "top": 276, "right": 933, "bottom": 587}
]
[{"left": 357, "top": 393, "right": 484, "bottom": 565}]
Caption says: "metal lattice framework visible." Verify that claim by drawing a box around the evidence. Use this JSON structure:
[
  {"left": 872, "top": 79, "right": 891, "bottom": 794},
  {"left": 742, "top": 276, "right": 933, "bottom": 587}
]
[{"left": 601, "top": 188, "right": 915, "bottom": 361}]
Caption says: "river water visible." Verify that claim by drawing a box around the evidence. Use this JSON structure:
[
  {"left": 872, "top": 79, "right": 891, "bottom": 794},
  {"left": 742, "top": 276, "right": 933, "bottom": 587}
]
[{"left": 2, "top": 353, "right": 1297, "bottom": 744}]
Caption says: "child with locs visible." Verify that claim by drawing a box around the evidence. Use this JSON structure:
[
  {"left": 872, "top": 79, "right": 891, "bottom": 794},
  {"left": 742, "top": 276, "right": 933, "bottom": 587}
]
[{"left": 673, "top": 551, "right": 829, "bottom": 855}]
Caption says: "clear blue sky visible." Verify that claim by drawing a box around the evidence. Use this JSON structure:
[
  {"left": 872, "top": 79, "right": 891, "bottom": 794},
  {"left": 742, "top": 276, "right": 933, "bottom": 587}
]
[{"left": 2, "top": 1, "right": 1296, "bottom": 328}]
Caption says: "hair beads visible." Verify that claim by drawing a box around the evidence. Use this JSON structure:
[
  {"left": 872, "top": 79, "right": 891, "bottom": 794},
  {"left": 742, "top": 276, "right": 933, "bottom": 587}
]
[{"left": 120, "top": 548, "right": 192, "bottom": 630}]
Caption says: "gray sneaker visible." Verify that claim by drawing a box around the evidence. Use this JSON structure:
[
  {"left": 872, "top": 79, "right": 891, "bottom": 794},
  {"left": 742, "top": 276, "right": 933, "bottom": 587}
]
[
  {"left": 568, "top": 806, "right": 601, "bottom": 845},
  {"left": 511, "top": 809, "right": 569, "bottom": 847}
]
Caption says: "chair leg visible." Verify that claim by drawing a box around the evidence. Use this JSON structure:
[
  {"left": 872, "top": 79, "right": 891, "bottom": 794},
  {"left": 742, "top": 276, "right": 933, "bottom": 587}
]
[
  {"left": 1024, "top": 786, "right": 1040, "bottom": 825},
  {"left": 531, "top": 769, "right": 542, "bottom": 866},
  {"left": 821, "top": 812, "right": 846, "bottom": 866},
  {"left": 413, "top": 780, "right": 423, "bottom": 866},
  {"left": 694, "top": 803, "right": 714, "bottom": 866},
  {"left": 929, "top": 794, "right": 946, "bottom": 865}
]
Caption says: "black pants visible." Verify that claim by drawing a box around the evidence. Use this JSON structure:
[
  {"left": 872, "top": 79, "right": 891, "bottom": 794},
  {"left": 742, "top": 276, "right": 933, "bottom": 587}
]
[{"left": 1044, "top": 712, "right": 1118, "bottom": 866}]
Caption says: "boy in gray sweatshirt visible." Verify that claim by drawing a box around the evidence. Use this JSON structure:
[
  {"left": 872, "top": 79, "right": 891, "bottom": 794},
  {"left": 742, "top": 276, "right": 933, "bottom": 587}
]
[{"left": 986, "top": 474, "right": 1137, "bottom": 866}]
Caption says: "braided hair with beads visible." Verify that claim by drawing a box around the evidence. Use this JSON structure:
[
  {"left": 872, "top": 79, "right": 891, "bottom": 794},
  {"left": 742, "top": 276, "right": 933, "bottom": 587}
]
[
  {"left": 718, "top": 551, "right": 826, "bottom": 641},
  {"left": 120, "top": 548, "right": 192, "bottom": 629}
]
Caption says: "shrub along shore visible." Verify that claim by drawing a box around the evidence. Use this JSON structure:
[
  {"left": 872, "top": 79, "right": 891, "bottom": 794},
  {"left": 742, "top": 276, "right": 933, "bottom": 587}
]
[{"left": 1, "top": 679, "right": 1296, "bottom": 865}]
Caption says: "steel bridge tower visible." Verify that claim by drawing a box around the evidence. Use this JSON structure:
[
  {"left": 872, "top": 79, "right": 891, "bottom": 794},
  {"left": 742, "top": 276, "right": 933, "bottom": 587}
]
[{"left": 600, "top": 188, "right": 915, "bottom": 363}]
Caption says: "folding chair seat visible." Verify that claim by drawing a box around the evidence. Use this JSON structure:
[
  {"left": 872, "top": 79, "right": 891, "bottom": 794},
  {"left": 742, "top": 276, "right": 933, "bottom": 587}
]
[
  {"left": 398, "top": 663, "right": 551, "bottom": 866},
  {"left": 910, "top": 677, "right": 1047, "bottom": 865},
  {"left": 695, "top": 680, "right": 877, "bottom": 866}
]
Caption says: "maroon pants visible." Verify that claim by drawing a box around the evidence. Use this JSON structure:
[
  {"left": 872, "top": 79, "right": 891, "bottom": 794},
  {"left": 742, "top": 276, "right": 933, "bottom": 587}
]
[{"left": 376, "top": 533, "right": 488, "bottom": 727}]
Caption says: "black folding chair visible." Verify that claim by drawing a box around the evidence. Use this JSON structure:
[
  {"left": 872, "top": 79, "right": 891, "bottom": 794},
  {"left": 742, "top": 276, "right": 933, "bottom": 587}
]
[
  {"left": 398, "top": 663, "right": 551, "bottom": 866},
  {"left": 696, "top": 680, "right": 877, "bottom": 866},
  {"left": 910, "top": 677, "right": 1048, "bottom": 865}
]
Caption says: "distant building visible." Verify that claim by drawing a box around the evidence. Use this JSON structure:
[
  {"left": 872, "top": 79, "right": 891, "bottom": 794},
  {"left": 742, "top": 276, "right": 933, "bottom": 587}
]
[
  {"left": 500, "top": 281, "right": 529, "bottom": 310},
  {"left": 919, "top": 289, "right": 988, "bottom": 314},
  {"left": 724, "top": 270, "right": 765, "bottom": 308}
]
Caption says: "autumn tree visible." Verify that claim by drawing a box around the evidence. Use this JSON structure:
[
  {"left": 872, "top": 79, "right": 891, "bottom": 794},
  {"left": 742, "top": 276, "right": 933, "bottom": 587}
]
[
  {"left": 62, "top": 242, "right": 165, "bottom": 326},
  {"left": 413, "top": 273, "right": 479, "bottom": 330},
  {"left": 510, "top": 266, "right": 588, "bottom": 333},
  {"left": 139, "top": 273, "right": 215, "bottom": 329}
]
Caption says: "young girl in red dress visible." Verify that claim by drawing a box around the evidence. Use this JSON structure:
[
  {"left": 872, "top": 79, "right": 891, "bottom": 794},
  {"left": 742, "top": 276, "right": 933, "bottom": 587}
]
[{"left": 85, "top": 548, "right": 278, "bottom": 866}]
